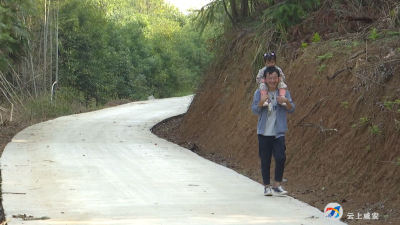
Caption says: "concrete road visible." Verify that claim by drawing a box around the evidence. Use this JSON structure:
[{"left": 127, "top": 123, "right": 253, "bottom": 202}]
[{"left": 1, "top": 96, "right": 345, "bottom": 225}]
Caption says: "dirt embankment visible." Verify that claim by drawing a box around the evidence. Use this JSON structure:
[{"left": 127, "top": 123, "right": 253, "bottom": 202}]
[{"left": 176, "top": 32, "right": 400, "bottom": 224}]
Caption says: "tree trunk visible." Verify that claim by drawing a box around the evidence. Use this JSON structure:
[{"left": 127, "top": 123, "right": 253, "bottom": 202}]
[
  {"left": 23, "top": 14, "right": 38, "bottom": 97},
  {"left": 44, "top": 0, "right": 48, "bottom": 93},
  {"left": 222, "top": 0, "right": 236, "bottom": 27},
  {"left": 29, "top": 42, "right": 38, "bottom": 98},
  {"left": 241, "top": 0, "right": 249, "bottom": 19},
  {"left": 56, "top": 0, "right": 59, "bottom": 83},
  {"left": 50, "top": 0, "right": 53, "bottom": 93},
  {"left": 229, "top": 0, "right": 239, "bottom": 25},
  {"left": 146, "top": 0, "right": 150, "bottom": 14}
]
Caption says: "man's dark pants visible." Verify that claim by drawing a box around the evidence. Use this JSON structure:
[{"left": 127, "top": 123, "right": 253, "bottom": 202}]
[{"left": 257, "top": 135, "right": 286, "bottom": 185}]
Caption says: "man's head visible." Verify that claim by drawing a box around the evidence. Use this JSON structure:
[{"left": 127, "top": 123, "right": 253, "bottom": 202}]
[
  {"left": 263, "top": 66, "right": 280, "bottom": 90},
  {"left": 264, "top": 52, "right": 277, "bottom": 67}
]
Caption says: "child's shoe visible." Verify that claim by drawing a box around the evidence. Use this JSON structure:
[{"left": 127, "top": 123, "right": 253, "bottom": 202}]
[{"left": 278, "top": 82, "right": 287, "bottom": 89}]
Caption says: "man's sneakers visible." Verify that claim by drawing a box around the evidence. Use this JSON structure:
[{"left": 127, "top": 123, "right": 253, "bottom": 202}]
[
  {"left": 273, "top": 185, "right": 288, "bottom": 196},
  {"left": 264, "top": 185, "right": 288, "bottom": 196},
  {"left": 264, "top": 186, "right": 273, "bottom": 196}
]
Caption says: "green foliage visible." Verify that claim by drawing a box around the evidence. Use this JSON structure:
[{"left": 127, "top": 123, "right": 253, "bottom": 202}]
[
  {"left": 331, "top": 40, "right": 360, "bottom": 49},
  {"left": 384, "top": 101, "right": 394, "bottom": 109},
  {"left": 397, "top": 157, "right": 400, "bottom": 166},
  {"left": 383, "top": 100, "right": 400, "bottom": 110},
  {"left": 340, "top": 102, "right": 349, "bottom": 109},
  {"left": 194, "top": 0, "right": 324, "bottom": 66},
  {"left": 360, "top": 117, "right": 370, "bottom": 126},
  {"left": 383, "top": 214, "right": 390, "bottom": 220},
  {"left": 100, "top": 0, "right": 182, "bottom": 22},
  {"left": 317, "top": 53, "right": 333, "bottom": 61},
  {"left": 23, "top": 88, "right": 86, "bottom": 120},
  {"left": 263, "top": 0, "right": 322, "bottom": 33},
  {"left": 0, "top": 0, "right": 34, "bottom": 71},
  {"left": 331, "top": 40, "right": 341, "bottom": 46},
  {"left": 366, "top": 145, "right": 371, "bottom": 151},
  {"left": 59, "top": 0, "right": 113, "bottom": 105},
  {"left": 386, "top": 31, "right": 400, "bottom": 36},
  {"left": 368, "top": 28, "right": 379, "bottom": 40},
  {"left": 369, "top": 125, "right": 382, "bottom": 136},
  {"left": 301, "top": 42, "right": 308, "bottom": 48},
  {"left": 58, "top": 0, "right": 213, "bottom": 105},
  {"left": 312, "top": 32, "right": 321, "bottom": 43},
  {"left": 388, "top": 7, "right": 399, "bottom": 26},
  {"left": 390, "top": 9, "right": 396, "bottom": 18},
  {"left": 317, "top": 64, "right": 326, "bottom": 72},
  {"left": 351, "top": 123, "right": 357, "bottom": 128},
  {"left": 194, "top": 0, "right": 225, "bottom": 34},
  {"left": 264, "top": 4, "right": 305, "bottom": 32},
  {"left": 223, "top": 0, "right": 325, "bottom": 30}
]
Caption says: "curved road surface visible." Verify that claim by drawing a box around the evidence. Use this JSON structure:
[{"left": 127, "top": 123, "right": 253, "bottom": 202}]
[{"left": 2, "top": 96, "right": 345, "bottom": 224}]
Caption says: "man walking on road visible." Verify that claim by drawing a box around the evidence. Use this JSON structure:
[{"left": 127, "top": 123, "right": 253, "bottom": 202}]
[{"left": 251, "top": 66, "right": 295, "bottom": 196}]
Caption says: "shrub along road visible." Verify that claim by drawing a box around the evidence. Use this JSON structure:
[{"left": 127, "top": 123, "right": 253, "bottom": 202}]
[{"left": 1, "top": 95, "right": 344, "bottom": 224}]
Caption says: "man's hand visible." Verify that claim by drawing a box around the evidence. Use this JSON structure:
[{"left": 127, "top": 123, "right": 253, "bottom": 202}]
[
  {"left": 277, "top": 96, "right": 293, "bottom": 110},
  {"left": 261, "top": 94, "right": 269, "bottom": 103},
  {"left": 258, "top": 93, "right": 269, "bottom": 108},
  {"left": 277, "top": 96, "right": 288, "bottom": 105}
]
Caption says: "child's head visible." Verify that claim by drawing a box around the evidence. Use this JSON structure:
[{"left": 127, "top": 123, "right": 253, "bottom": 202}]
[
  {"left": 263, "top": 66, "right": 280, "bottom": 89},
  {"left": 264, "top": 52, "right": 277, "bottom": 67}
]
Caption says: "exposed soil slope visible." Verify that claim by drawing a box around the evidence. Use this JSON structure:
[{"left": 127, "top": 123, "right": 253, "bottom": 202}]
[{"left": 176, "top": 33, "right": 400, "bottom": 224}]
